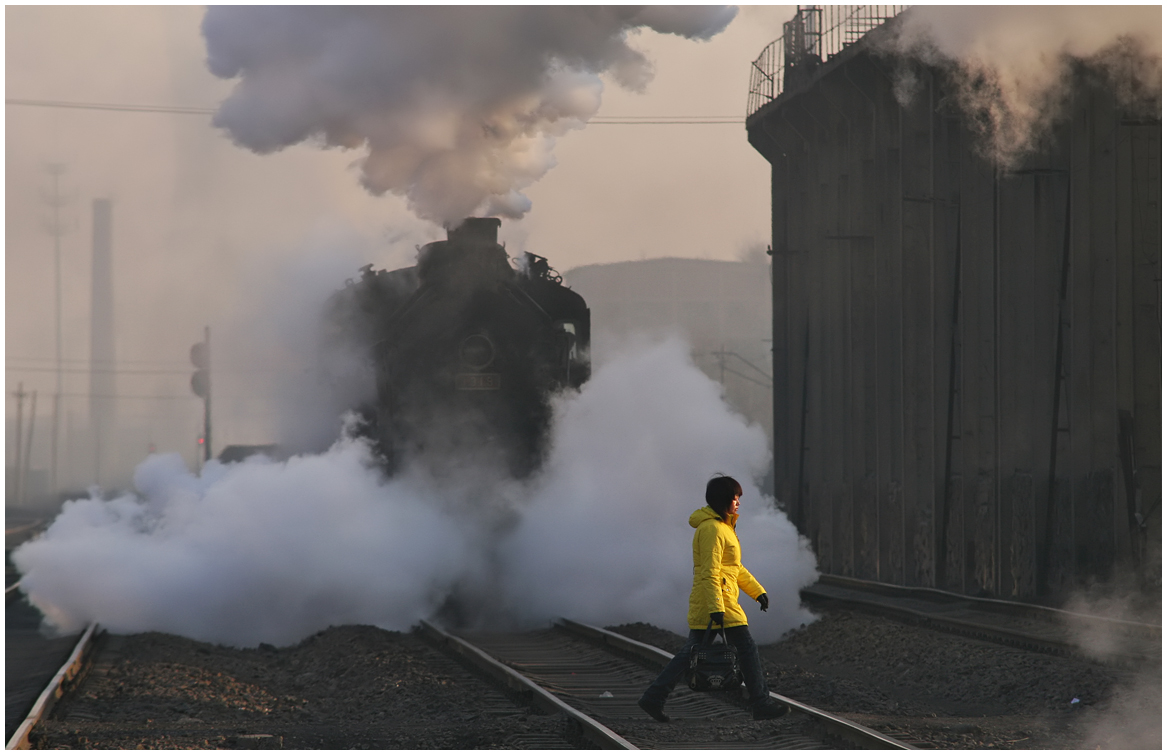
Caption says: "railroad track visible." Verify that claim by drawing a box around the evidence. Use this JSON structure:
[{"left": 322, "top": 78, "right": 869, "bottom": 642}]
[
  {"left": 800, "top": 575, "right": 1161, "bottom": 666},
  {"left": 5, "top": 594, "right": 97, "bottom": 750},
  {"left": 422, "top": 618, "right": 914, "bottom": 749},
  {"left": 6, "top": 519, "right": 98, "bottom": 749}
]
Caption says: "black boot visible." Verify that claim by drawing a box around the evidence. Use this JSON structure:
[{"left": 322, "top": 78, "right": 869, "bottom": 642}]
[
  {"left": 637, "top": 695, "right": 670, "bottom": 722},
  {"left": 753, "top": 698, "right": 789, "bottom": 720}
]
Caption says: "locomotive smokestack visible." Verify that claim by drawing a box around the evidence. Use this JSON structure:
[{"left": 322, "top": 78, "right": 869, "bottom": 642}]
[{"left": 448, "top": 217, "right": 502, "bottom": 246}]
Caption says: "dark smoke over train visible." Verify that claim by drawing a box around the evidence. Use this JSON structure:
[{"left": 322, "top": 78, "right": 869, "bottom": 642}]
[{"left": 326, "top": 218, "right": 590, "bottom": 477}]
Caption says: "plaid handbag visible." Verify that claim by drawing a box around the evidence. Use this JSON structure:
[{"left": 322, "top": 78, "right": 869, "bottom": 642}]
[{"left": 687, "top": 619, "right": 743, "bottom": 692}]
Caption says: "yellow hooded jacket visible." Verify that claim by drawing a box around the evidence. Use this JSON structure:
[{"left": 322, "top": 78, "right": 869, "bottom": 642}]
[{"left": 687, "top": 506, "right": 766, "bottom": 629}]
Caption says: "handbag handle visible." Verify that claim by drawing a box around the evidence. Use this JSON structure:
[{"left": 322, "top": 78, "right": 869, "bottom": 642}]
[{"left": 702, "top": 617, "right": 729, "bottom": 646}]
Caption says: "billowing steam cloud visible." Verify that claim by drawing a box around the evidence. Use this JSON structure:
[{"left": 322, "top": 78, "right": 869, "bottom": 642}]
[
  {"left": 13, "top": 338, "right": 819, "bottom": 648},
  {"left": 881, "top": 5, "right": 1161, "bottom": 166},
  {"left": 201, "top": 6, "right": 736, "bottom": 224}
]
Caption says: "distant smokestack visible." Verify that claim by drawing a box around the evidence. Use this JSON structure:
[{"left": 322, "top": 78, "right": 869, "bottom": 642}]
[{"left": 90, "top": 198, "right": 116, "bottom": 482}]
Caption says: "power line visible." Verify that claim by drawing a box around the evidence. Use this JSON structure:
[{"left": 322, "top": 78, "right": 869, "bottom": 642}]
[
  {"left": 9, "top": 356, "right": 192, "bottom": 366},
  {"left": 6, "top": 98, "right": 741, "bottom": 124},
  {"left": 6, "top": 98, "right": 216, "bottom": 115},
  {"left": 8, "top": 366, "right": 190, "bottom": 375},
  {"left": 6, "top": 366, "right": 283, "bottom": 375},
  {"left": 57, "top": 392, "right": 198, "bottom": 400}
]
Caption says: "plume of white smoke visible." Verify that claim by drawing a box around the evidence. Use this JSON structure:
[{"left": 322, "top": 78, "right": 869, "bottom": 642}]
[
  {"left": 1079, "top": 668, "right": 1162, "bottom": 749},
  {"left": 201, "top": 6, "right": 736, "bottom": 224},
  {"left": 12, "top": 337, "right": 819, "bottom": 648},
  {"left": 500, "top": 336, "right": 817, "bottom": 642},
  {"left": 880, "top": 5, "right": 1162, "bottom": 166},
  {"left": 222, "top": 224, "right": 386, "bottom": 455},
  {"left": 1051, "top": 585, "right": 1161, "bottom": 748}
]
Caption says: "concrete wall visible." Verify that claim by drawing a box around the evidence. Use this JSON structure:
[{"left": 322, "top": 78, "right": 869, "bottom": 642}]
[{"left": 748, "top": 47, "right": 1160, "bottom": 601}]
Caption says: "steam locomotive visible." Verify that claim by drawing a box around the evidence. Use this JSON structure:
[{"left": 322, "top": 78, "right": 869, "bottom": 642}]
[{"left": 326, "top": 218, "right": 590, "bottom": 477}]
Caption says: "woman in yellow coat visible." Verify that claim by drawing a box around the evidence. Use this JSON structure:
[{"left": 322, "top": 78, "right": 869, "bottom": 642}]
[{"left": 638, "top": 475, "right": 788, "bottom": 722}]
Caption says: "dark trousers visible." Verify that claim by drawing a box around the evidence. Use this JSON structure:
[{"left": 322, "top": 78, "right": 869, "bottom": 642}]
[{"left": 640, "top": 625, "right": 770, "bottom": 709}]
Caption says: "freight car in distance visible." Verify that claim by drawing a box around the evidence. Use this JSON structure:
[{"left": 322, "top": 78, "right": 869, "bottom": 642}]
[{"left": 326, "top": 217, "right": 590, "bottom": 478}]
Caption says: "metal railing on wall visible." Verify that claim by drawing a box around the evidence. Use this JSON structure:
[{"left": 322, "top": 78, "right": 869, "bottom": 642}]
[{"left": 747, "top": 5, "right": 908, "bottom": 118}]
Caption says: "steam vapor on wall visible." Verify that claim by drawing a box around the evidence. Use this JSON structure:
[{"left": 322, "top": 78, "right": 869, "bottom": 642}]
[
  {"left": 12, "top": 338, "right": 820, "bottom": 648},
  {"left": 879, "top": 5, "right": 1162, "bottom": 166},
  {"left": 201, "top": 6, "right": 736, "bottom": 224}
]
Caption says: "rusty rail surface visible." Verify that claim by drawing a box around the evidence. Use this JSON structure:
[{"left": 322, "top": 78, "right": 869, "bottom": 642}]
[{"left": 6, "top": 623, "right": 100, "bottom": 750}]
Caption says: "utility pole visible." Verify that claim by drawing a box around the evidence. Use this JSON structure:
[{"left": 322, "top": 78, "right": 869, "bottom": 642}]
[
  {"left": 12, "top": 383, "right": 26, "bottom": 505},
  {"left": 90, "top": 199, "right": 116, "bottom": 486},
  {"left": 43, "top": 163, "right": 75, "bottom": 494},
  {"left": 204, "top": 326, "right": 212, "bottom": 463},
  {"left": 23, "top": 391, "right": 37, "bottom": 508}
]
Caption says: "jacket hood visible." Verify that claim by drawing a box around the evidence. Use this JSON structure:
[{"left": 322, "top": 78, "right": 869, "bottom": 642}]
[{"left": 689, "top": 506, "right": 739, "bottom": 528}]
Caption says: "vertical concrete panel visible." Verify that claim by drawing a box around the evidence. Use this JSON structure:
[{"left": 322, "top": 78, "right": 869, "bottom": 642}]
[
  {"left": 898, "top": 66, "right": 932, "bottom": 588},
  {"left": 902, "top": 188, "right": 934, "bottom": 585},
  {"left": 854, "top": 100, "right": 882, "bottom": 583},
  {"left": 847, "top": 56, "right": 906, "bottom": 586},
  {"left": 959, "top": 126, "right": 997, "bottom": 595},
  {"left": 1029, "top": 158, "right": 1067, "bottom": 601},
  {"left": 1009, "top": 472, "right": 1037, "bottom": 597},
  {"left": 810, "top": 230, "right": 830, "bottom": 571},
  {"left": 796, "top": 89, "right": 856, "bottom": 576},
  {"left": 1067, "top": 88, "right": 1096, "bottom": 588},
  {"left": 821, "top": 72, "right": 880, "bottom": 581},
  {"left": 771, "top": 165, "right": 792, "bottom": 510},
  {"left": 1112, "top": 121, "right": 1137, "bottom": 569},
  {"left": 784, "top": 124, "right": 816, "bottom": 548},
  {"left": 880, "top": 70, "right": 908, "bottom": 588},
  {"left": 1032, "top": 118, "right": 1076, "bottom": 597},
  {"left": 1129, "top": 123, "right": 1161, "bottom": 584},
  {"left": 1086, "top": 85, "right": 1119, "bottom": 579},
  {"left": 930, "top": 113, "right": 962, "bottom": 590},
  {"left": 851, "top": 235, "right": 878, "bottom": 579},
  {"left": 996, "top": 169, "right": 1037, "bottom": 598},
  {"left": 789, "top": 152, "right": 812, "bottom": 536}
]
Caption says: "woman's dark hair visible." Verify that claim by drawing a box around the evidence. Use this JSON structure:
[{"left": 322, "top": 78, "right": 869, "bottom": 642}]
[{"left": 705, "top": 475, "right": 743, "bottom": 519}]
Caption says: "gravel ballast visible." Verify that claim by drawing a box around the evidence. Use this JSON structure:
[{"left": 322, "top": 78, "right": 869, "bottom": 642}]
[{"left": 31, "top": 608, "right": 1160, "bottom": 749}]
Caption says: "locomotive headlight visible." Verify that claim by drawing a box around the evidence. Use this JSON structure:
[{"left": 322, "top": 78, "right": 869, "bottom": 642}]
[{"left": 459, "top": 333, "right": 495, "bottom": 370}]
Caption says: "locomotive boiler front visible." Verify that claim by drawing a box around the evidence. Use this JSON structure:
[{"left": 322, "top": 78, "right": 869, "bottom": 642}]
[{"left": 339, "top": 217, "right": 589, "bottom": 477}]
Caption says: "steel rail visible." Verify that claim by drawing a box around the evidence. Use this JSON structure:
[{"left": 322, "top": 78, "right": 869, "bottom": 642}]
[
  {"left": 6, "top": 622, "right": 100, "bottom": 750},
  {"left": 557, "top": 618, "right": 914, "bottom": 750},
  {"left": 4, "top": 521, "right": 43, "bottom": 537},
  {"left": 819, "top": 574, "right": 1161, "bottom": 633},
  {"left": 418, "top": 620, "right": 635, "bottom": 750},
  {"left": 801, "top": 575, "right": 1161, "bottom": 666}
]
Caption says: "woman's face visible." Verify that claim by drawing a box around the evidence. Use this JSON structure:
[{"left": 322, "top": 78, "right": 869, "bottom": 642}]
[{"left": 727, "top": 494, "right": 740, "bottom": 517}]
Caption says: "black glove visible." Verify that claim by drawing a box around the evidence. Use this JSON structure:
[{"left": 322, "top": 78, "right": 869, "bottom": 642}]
[
  {"left": 757, "top": 593, "right": 769, "bottom": 612},
  {"left": 709, "top": 611, "right": 725, "bottom": 626}
]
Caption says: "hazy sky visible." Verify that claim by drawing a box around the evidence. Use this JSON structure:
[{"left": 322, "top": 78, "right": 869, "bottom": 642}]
[
  {"left": 4, "top": 6, "right": 793, "bottom": 486},
  {"left": 11, "top": 5, "right": 1154, "bottom": 488}
]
